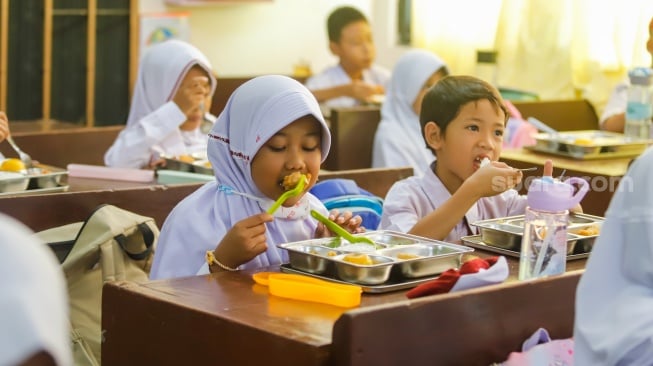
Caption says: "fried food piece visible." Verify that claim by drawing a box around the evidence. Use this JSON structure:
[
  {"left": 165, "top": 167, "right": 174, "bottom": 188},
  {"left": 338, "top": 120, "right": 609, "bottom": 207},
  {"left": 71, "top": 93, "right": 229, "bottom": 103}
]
[
  {"left": 177, "top": 154, "right": 194, "bottom": 163},
  {"left": 577, "top": 225, "right": 600, "bottom": 236},
  {"left": 397, "top": 253, "right": 421, "bottom": 260},
  {"left": 343, "top": 253, "right": 373, "bottom": 265},
  {"left": 281, "top": 172, "right": 311, "bottom": 191}
]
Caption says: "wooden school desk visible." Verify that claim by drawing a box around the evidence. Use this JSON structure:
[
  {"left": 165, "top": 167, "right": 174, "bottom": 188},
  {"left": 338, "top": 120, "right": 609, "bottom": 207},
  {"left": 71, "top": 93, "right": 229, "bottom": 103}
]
[
  {"left": 500, "top": 148, "right": 633, "bottom": 216},
  {"left": 102, "top": 260, "right": 585, "bottom": 366},
  {"left": 0, "top": 167, "right": 413, "bottom": 232}
]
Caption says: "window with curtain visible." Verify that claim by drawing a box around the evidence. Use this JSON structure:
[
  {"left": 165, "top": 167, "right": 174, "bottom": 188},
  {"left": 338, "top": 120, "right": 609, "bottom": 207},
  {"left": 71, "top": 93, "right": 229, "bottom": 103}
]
[{"left": 409, "top": 0, "right": 653, "bottom": 115}]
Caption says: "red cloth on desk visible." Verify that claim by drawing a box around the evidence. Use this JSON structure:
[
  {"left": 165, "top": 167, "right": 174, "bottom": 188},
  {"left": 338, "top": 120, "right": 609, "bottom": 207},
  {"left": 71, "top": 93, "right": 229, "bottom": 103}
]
[{"left": 405, "top": 256, "right": 501, "bottom": 299}]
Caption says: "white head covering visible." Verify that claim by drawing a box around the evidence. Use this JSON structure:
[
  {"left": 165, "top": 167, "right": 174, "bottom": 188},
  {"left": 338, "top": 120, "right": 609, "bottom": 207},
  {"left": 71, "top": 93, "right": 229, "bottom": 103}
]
[
  {"left": 0, "top": 214, "right": 71, "bottom": 366},
  {"left": 372, "top": 49, "right": 448, "bottom": 176},
  {"left": 129, "top": 40, "right": 217, "bottom": 155},
  {"left": 150, "top": 75, "right": 331, "bottom": 280},
  {"left": 574, "top": 147, "right": 653, "bottom": 365}
]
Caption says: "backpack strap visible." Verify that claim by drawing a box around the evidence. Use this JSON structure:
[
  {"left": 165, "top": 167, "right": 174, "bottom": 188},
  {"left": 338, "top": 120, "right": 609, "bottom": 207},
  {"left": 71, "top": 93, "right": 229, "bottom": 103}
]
[
  {"left": 113, "top": 222, "right": 156, "bottom": 261},
  {"left": 310, "top": 179, "right": 374, "bottom": 200}
]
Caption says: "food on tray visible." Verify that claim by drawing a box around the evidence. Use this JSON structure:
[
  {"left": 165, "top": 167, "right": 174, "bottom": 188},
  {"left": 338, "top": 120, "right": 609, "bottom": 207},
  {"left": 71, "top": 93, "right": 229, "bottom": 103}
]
[
  {"left": 176, "top": 154, "right": 194, "bottom": 163},
  {"left": 577, "top": 225, "right": 600, "bottom": 236},
  {"left": 574, "top": 138, "right": 593, "bottom": 146},
  {"left": 308, "top": 249, "right": 338, "bottom": 257},
  {"left": 342, "top": 253, "right": 374, "bottom": 265},
  {"left": 281, "top": 172, "right": 311, "bottom": 191},
  {"left": 396, "top": 252, "right": 422, "bottom": 260},
  {"left": 1, "top": 158, "right": 25, "bottom": 172}
]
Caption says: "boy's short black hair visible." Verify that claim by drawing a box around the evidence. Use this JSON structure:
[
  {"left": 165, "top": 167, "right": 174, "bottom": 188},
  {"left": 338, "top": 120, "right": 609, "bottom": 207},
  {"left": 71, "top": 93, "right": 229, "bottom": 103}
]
[
  {"left": 419, "top": 75, "right": 508, "bottom": 146},
  {"left": 327, "top": 6, "right": 368, "bottom": 43}
]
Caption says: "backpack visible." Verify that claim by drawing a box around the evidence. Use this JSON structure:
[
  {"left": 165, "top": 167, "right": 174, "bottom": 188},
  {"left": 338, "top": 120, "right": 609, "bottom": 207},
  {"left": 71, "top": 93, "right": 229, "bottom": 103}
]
[
  {"left": 34, "top": 204, "right": 159, "bottom": 365},
  {"left": 309, "top": 179, "right": 384, "bottom": 230}
]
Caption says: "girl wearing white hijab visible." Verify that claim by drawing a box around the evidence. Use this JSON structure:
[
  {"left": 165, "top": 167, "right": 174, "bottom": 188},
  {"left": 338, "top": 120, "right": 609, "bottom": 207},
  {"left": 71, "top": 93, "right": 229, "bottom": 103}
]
[
  {"left": 104, "top": 40, "right": 217, "bottom": 168},
  {"left": 150, "top": 75, "right": 363, "bottom": 280},
  {"left": 372, "top": 49, "right": 449, "bottom": 176},
  {"left": 574, "top": 147, "right": 653, "bottom": 365},
  {"left": 0, "top": 214, "right": 71, "bottom": 366}
]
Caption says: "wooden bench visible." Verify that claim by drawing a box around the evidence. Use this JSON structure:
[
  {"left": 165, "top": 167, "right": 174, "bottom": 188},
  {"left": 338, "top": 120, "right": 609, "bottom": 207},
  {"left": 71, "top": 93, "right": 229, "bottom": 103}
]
[
  {"left": 332, "top": 271, "right": 582, "bottom": 365},
  {"left": 0, "top": 125, "right": 122, "bottom": 167},
  {"left": 322, "top": 106, "right": 382, "bottom": 171},
  {"left": 513, "top": 99, "right": 599, "bottom": 131}
]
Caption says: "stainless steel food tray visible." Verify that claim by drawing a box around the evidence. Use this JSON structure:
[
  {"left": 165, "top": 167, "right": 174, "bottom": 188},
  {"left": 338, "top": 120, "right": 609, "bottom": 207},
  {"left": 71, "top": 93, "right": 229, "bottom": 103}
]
[
  {"left": 526, "top": 130, "right": 652, "bottom": 159},
  {"left": 26, "top": 164, "right": 68, "bottom": 189},
  {"left": 278, "top": 230, "right": 474, "bottom": 290},
  {"left": 461, "top": 235, "right": 589, "bottom": 261},
  {"left": 280, "top": 264, "right": 440, "bottom": 293},
  {"left": 0, "top": 184, "right": 69, "bottom": 197},
  {"left": 161, "top": 153, "right": 213, "bottom": 175},
  {"left": 471, "top": 212, "right": 603, "bottom": 253}
]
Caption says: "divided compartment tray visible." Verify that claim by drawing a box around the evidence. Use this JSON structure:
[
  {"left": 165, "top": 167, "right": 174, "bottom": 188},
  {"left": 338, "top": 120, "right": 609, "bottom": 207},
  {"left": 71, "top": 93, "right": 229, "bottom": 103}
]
[
  {"left": 461, "top": 235, "right": 590, "bottom": 261},
  {"left": 277, "top": 230, "right": 474, "bottom": 292},
  {"left": 526, "top": 130, "right": 652, "bottom": 160},
  {"left": 161, "top": 152, "right": 213, "bottom": 175},
  {"left": 280, "top": 263, "right": 440, "bottom": 294},
  {"left": 471, "top": 212, "right": 603, "bottom": 254}
]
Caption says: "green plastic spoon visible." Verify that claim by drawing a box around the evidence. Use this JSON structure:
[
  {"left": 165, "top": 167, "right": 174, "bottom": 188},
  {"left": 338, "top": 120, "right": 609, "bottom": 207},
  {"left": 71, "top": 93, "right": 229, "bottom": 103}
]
[
  {"left": 267, "top": 174, "right": 308, "bottom": 214},
  {"left": 310, "top": 209, "right": 376, "bottom": 247}
]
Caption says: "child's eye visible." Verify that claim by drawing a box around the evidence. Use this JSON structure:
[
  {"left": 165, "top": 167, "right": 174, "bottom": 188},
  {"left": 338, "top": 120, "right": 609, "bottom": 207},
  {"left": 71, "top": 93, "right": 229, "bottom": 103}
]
[
  {"left": 495, "top": 130, "right": 504, "bottom": 137},
  {"left": 267, "top": 145, "right": 285, "bottom": 152},
  {"left": 303, "top": 144, "right": 320, "bottom": 152},
  {"left": 466, "top": 125, "right": 479, "bottom": 132}
]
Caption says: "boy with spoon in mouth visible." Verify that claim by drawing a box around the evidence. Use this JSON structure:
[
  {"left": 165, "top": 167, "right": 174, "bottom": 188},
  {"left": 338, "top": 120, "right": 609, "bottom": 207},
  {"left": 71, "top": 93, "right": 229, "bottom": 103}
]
[{"left": 379, "top": 75, "right": 574, "bottom": 243}]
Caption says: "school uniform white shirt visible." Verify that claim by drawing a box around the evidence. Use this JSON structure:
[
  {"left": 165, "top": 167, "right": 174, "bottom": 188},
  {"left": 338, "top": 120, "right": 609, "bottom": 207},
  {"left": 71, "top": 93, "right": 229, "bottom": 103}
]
[
  {"left": 574, "top": 146, "right": 653, "bottom": 365},
  {"left": 372, "top": 50, "right": 447, "bottom": 176},
  {"left": 104, "top": 40, "right": 217, "bottom": 168},
  {"left": 150, "top": 75, "right": 332, "bottom": 280},
  {"left": 304, "top": 64, "right": 390, "bottom": 108},
  {"left": 599, "top": 79, "right": 628, "bottom": 129},
  {"left": 380, "top": 162, "right": 528, "bottom": 243},
  {"left": 0, "top": 214, "right": 71, "bottom": 366}
]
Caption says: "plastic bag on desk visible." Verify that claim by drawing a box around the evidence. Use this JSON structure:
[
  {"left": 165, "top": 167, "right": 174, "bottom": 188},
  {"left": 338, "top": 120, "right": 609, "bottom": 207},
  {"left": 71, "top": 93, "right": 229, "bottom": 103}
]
[{"left": 504, "top": 100, "right": 537, "bottom": 148}]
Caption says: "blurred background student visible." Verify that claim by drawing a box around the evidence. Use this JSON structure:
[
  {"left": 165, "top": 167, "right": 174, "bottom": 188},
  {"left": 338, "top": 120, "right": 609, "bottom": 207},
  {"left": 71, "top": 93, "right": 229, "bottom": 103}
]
[
  {"left": 372, "top": 49, "right": 449, "bottom": 176},
  {"left": 574, "top": 146, "right": 653, "bottom": 365},
  {"left": 600, "top": 16, "right": 653, "bottom": 133},
  {"left": 304, "top": 6, "right": 389, "bottom": 110},
  {"left": 0, "top": 213, "right": 70, "bottom": 366},
  {"left": 104, "top": 40, "right": 217, "bottom": 168}
]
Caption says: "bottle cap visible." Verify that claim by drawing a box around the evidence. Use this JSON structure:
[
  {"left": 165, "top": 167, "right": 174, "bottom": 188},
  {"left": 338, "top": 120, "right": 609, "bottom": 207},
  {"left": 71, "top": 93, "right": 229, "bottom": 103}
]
[
  {"left": 527, "top": 177, "right": 589, "bottom": 212},
  {"left": 628, "top": 67, "right": 653, "bottom": 86}
]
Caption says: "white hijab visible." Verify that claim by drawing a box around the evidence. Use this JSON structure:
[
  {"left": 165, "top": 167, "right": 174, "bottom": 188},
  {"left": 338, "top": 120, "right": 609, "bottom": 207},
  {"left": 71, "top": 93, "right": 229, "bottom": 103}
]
[
  {"left": 150, "top": 75, "right": 331, "bottom": 280},
  {"left": 0, "top": 214, "right": 71, "bottom": 366},
  {"left": 372, "top": 49, "right": 448, "bottom": 176},
  {"left": 128, "top": 40, "right": 217, "bottom": 156},
  {"left": 574, "top": 147, "right": 653, "bottom": 365}
]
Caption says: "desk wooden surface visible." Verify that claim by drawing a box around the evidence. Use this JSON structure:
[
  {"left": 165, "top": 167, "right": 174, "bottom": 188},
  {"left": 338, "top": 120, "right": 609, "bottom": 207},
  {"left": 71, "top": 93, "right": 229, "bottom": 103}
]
[
  {"left": 102, "top": 252, "right": 586, "bottom": 365},
  {"left": 500, "top": 148, "right": 634, "bottom": 216},
  {"left": 501, "top": 148, "right": 632, "bottom": 177}
]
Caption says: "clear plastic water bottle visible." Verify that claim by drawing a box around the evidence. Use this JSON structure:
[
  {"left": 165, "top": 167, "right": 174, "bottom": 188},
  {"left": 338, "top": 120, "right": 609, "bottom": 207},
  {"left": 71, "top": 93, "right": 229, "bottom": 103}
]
[
  {"left": 624, "top": 67, "right": 653, "bottom": 139},
  {"left": 519, "top": 176, "right": 589, "bottom": 280}
]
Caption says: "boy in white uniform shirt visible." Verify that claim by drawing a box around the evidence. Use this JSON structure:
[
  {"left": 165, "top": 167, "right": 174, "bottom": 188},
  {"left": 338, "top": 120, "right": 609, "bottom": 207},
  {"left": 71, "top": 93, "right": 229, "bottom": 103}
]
[
  {"left": 305, "top": 6, "right": 389, "bottom": 110},
  {"left": 381, "top": 76, "right": 563, "bottom": 243}
]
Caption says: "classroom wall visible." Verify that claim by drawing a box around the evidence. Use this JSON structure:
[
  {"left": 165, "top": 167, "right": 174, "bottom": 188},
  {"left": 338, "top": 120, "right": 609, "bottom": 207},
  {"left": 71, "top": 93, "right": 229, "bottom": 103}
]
[{"left": 140, "top": 0, "right": 409, "bottom": 77}]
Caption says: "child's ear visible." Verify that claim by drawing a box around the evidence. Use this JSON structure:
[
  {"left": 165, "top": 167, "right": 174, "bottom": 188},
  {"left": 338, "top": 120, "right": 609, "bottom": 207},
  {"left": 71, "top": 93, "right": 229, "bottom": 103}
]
[
  {"left": 424, "top": 121, "right": 442, "bottom": 150},
  {"left": 329, "top": 41, "right": 341, "bottom": 57}
]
